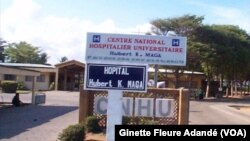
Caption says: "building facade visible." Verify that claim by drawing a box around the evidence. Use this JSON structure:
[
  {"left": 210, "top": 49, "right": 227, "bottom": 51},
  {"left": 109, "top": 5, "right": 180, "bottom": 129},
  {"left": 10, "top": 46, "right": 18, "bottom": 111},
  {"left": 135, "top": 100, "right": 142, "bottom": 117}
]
[
  {"left": 1, "top": 61, "right": 205, "bottom": 91},
  {"left": 0, "top": 63, "right": 55, "bottom": 91}
]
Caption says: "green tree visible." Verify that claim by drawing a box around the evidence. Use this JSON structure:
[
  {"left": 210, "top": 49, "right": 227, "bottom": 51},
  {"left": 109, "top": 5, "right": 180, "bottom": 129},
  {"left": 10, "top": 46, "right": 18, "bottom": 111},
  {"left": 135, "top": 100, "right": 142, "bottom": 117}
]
[
  {"left": 150, "top": 15, "right": 204, "bottom": 88},
  {"left": 195, "top": 25, "right": 250, "bottom": 97},
  {"left": 150, "top": 15, "right": 250, "bottom": 97},
  {"left": 4, "top": 41, "right": 48, "bottom": 64},
  {"left": 59, "top": 56, "right": 68, "bottom": 63},
  {"left": 39, "top": 52, "right": 48, "bottom": 64},
  {"left": 0, "top": 38, "right": 8, "bottom": 62},
  {"left": 151, "top": 14, "right": 204, "bottom": 37}
]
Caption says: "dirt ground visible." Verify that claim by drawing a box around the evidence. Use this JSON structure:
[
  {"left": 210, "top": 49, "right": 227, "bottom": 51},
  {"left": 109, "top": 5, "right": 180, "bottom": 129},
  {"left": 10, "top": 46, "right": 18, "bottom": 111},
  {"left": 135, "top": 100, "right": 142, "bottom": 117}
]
[
  {"left": 85, "top": 133, "right": 106, "bottom": 141},
  {"left": 239, "top": 107, "right": 250, "bottom": 113}
]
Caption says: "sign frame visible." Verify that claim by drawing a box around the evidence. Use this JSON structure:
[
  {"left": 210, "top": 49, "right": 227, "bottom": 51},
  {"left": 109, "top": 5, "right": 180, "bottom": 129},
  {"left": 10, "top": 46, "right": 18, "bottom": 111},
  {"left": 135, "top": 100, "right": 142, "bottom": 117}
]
[
  {"left": 84, "top": 63, "right": 148, "bottom": 92},
  {"left": 85, "top": 32, "right": 187, "bottom": 66}
]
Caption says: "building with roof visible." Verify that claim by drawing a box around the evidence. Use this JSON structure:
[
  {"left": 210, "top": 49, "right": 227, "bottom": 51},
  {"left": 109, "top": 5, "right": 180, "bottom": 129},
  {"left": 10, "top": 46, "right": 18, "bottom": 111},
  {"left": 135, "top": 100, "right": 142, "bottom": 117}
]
[
  {"left": 0, "top": 60, "right": 85, "bottom": 91},
  {"left": 0, "top": 61, "right": 205, "bottom": 92},
  {"left": 54, "top": 60, "right": 84, "bottom": 91},
  {"left": 0, "top": 63, "right": 55, "bottom": 90},
  {"left": 148, "top": 67, "right": 205, "bottom": 89}
]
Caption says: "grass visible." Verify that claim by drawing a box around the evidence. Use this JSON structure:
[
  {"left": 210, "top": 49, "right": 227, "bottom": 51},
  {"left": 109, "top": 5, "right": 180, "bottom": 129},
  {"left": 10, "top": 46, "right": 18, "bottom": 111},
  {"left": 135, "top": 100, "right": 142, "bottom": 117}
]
[
  {"left": 16, "top": 90, "right": 47, "bottom": 94},
  {"left": 16, "top": 90, "right": 31, "bottom": 94},
  {"left": 1, "top": 90, "right": 45, "bottom": 94}
]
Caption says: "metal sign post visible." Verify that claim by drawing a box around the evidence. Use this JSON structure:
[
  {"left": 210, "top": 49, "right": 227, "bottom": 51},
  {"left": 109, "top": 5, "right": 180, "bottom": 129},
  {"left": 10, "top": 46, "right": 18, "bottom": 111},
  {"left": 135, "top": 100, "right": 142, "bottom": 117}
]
[
  {"left": 84, "top": 63, "right": 148, "bottom": 141},
  {"left": 106, "top": 90, "right": 122, "bottom": 141},
  {"left": 154, "top": 64, "right": 158, "bottom": 88}
]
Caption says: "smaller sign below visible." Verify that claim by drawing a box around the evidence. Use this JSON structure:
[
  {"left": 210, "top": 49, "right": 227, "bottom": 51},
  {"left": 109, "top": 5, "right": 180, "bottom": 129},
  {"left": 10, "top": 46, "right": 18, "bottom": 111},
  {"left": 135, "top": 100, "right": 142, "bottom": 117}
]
[{"left": 85, "top": 63, "right": 148, "bottom": 92}]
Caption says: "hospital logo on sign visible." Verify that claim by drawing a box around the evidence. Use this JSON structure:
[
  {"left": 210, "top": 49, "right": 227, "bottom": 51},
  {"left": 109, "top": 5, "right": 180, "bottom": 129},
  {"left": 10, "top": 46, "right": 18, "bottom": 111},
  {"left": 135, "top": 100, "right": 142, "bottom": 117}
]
[
  {"left": 93, "top": 35, "right": 101, "bottom": 43},
  {"left": 172, "top": 39, "right": 180, "bottom": 46}
]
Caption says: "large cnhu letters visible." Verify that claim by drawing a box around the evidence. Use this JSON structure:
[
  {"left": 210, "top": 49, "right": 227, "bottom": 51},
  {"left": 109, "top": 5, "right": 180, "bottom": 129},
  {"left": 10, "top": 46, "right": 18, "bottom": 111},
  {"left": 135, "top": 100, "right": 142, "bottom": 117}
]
[{"left": 94, "top": 96, "right": 175, "bottom": 117}]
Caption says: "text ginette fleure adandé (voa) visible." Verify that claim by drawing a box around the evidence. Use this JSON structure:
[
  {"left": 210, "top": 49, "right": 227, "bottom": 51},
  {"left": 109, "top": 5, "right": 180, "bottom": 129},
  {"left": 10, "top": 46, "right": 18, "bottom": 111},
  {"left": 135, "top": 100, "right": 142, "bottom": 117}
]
[{"left": 118, "top": 128, "right": 219, "bottom": 137}]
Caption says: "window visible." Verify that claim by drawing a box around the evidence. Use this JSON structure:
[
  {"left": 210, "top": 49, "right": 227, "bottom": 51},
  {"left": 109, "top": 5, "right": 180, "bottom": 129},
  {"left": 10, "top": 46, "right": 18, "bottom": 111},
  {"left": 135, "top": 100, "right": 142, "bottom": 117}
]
[
  {"left": 37, "top": 75, "right": 45, "bottom": 82},
  {"left": 4, "top": 74, "right": 16, "bottom": 80},
  {"left": 25, "top": 76, "right": 33, "bottom": 82}
]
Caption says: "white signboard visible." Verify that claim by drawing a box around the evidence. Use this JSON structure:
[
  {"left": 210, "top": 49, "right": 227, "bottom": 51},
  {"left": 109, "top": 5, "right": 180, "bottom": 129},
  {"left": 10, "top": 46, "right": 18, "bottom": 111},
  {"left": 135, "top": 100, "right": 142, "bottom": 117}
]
[{"left": 86, "top": 32, "right": 187, "bottom": 66}]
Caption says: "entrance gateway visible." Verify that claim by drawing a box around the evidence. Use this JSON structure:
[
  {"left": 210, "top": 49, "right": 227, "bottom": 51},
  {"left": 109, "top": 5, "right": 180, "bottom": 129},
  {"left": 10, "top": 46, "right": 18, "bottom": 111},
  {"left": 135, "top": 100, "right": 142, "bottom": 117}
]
[{"left": 84, "top": 32, "right": 187, "bottom": 141}]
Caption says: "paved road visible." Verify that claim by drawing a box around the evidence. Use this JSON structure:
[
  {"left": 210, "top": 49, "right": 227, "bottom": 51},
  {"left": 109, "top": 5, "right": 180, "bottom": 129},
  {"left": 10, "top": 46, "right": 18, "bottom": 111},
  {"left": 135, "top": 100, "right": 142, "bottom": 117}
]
[
  {"left": 0, "top": 91, "right": 79, "bottom": 141},
  {"left": 189, "top": 98, "right": 250, "bottom": 124},
  {"left": 0, "top": 92, "right": 250, "bottom": 141}
]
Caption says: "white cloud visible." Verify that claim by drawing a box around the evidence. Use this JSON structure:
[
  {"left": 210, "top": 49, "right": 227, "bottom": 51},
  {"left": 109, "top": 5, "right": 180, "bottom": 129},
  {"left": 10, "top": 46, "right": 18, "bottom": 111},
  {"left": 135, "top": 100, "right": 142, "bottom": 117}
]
[
  {"left": 1, "top": 0, "right": 152, "bottom": 65},
  {"left": 2, "top": 0, "right": 41, "bottom": 22},
  {"left": 210, "top": 6, "right": 250, "bottom": 32},
  {"left": 187, "top": 0, "right": 250, "bottom": 33}
]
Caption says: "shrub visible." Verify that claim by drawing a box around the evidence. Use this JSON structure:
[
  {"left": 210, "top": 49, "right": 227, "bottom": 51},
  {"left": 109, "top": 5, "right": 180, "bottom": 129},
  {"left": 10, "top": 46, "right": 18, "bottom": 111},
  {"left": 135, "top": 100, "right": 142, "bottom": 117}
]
[
  {"left": 1, "top": 81, "right": 18, "bottom": 93},
  {"left": 139, "top": 119, "right": 158, "bottom": 125},
  {"left": 58, "top": 123, "right": 85, "bottom": 141},
  {"left": 122, "top": 116, "right": 131, "bottom": 125},
  {"left": 85, "top": 116, "right": 102, "bottom": 133},
  {"left": 130, "top": 118, "right": 158, "bottom": 125},
  {"left": 17, "top": 81, "right": 27, "bottom": 90}
]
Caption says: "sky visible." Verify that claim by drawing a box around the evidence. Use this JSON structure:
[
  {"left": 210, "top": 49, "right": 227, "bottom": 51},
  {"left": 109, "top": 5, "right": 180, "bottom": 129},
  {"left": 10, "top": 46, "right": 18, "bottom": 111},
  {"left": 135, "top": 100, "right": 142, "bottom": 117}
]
[{"left": 1, "top": 0, "right": 250, "bottom": 65}]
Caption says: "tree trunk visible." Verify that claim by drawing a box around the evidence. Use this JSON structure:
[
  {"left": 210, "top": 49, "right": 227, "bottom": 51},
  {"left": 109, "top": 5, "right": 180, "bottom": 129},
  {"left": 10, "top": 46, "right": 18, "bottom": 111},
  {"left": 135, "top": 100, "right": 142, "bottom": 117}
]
[
  {"left": 231, "top": 80, "right": 234, "bottom": 97},
  {"left": 164, "top": 71, "right": 168, "bottom": 88},
  {"left": 220, "top": 74, "right": 224, "bottom": 97},
  {"left": 174, "top": 70, "right": 179, "bottom": 88},
  {"left": 244, "top": 81, "right": 247, "bottom": 96},
  {"left": 240, "top": 81, "right": 243, "bottom": 96},
  {"left": 226, "top": 87, "right": 229, "bottom": 97},
  {"left": 225, "top": 80, "right": 229, "bottom": 97},
  {"left": 248, "top": 80, "right": 250, "bottom": 95},
  {"left": 174, "top": 76, "right": 178, "bottom": 88},
  {"left": 235, "top": 80, "right": 238, "bottom": 96},
  {"left": 188, "top": 71, "right": 194, "bottom": 89},
  {"left": 205, "top": 78, "right": 210, "bottom": 98}
]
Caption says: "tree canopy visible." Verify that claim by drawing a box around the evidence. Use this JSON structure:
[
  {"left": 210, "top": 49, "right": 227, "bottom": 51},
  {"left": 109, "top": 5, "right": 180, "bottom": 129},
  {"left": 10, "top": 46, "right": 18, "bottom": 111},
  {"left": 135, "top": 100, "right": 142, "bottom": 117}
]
[
  {"left": 59, "top": 56, "right": 68, "bottom": 63},
  {"left": 4, "top": 41, "right": 48, "bottom": 64},
  {"left": 0, "top": 38, "right": 8, "bottom": 62},
  {"left": 150, "top": 15, "right": 205, "bottom": 88},
  {"left": 150, "top": 15, "right": 250, "bottom": 96}
]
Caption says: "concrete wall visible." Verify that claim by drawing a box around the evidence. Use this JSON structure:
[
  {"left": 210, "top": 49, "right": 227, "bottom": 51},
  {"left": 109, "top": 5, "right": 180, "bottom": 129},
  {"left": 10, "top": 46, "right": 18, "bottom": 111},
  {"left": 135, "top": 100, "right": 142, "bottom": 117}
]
[
  {"left": 0, "top": 73, "right": 50, "bottom": 91},
  {"left": 23, "top": 73, "right": 50, "bottom": 90},
  {"left": 0, "top": 66, "right": 53, "bottom": 91},
  {"left": 0, "top": 74, "right": 3, "bottom": 81}
]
